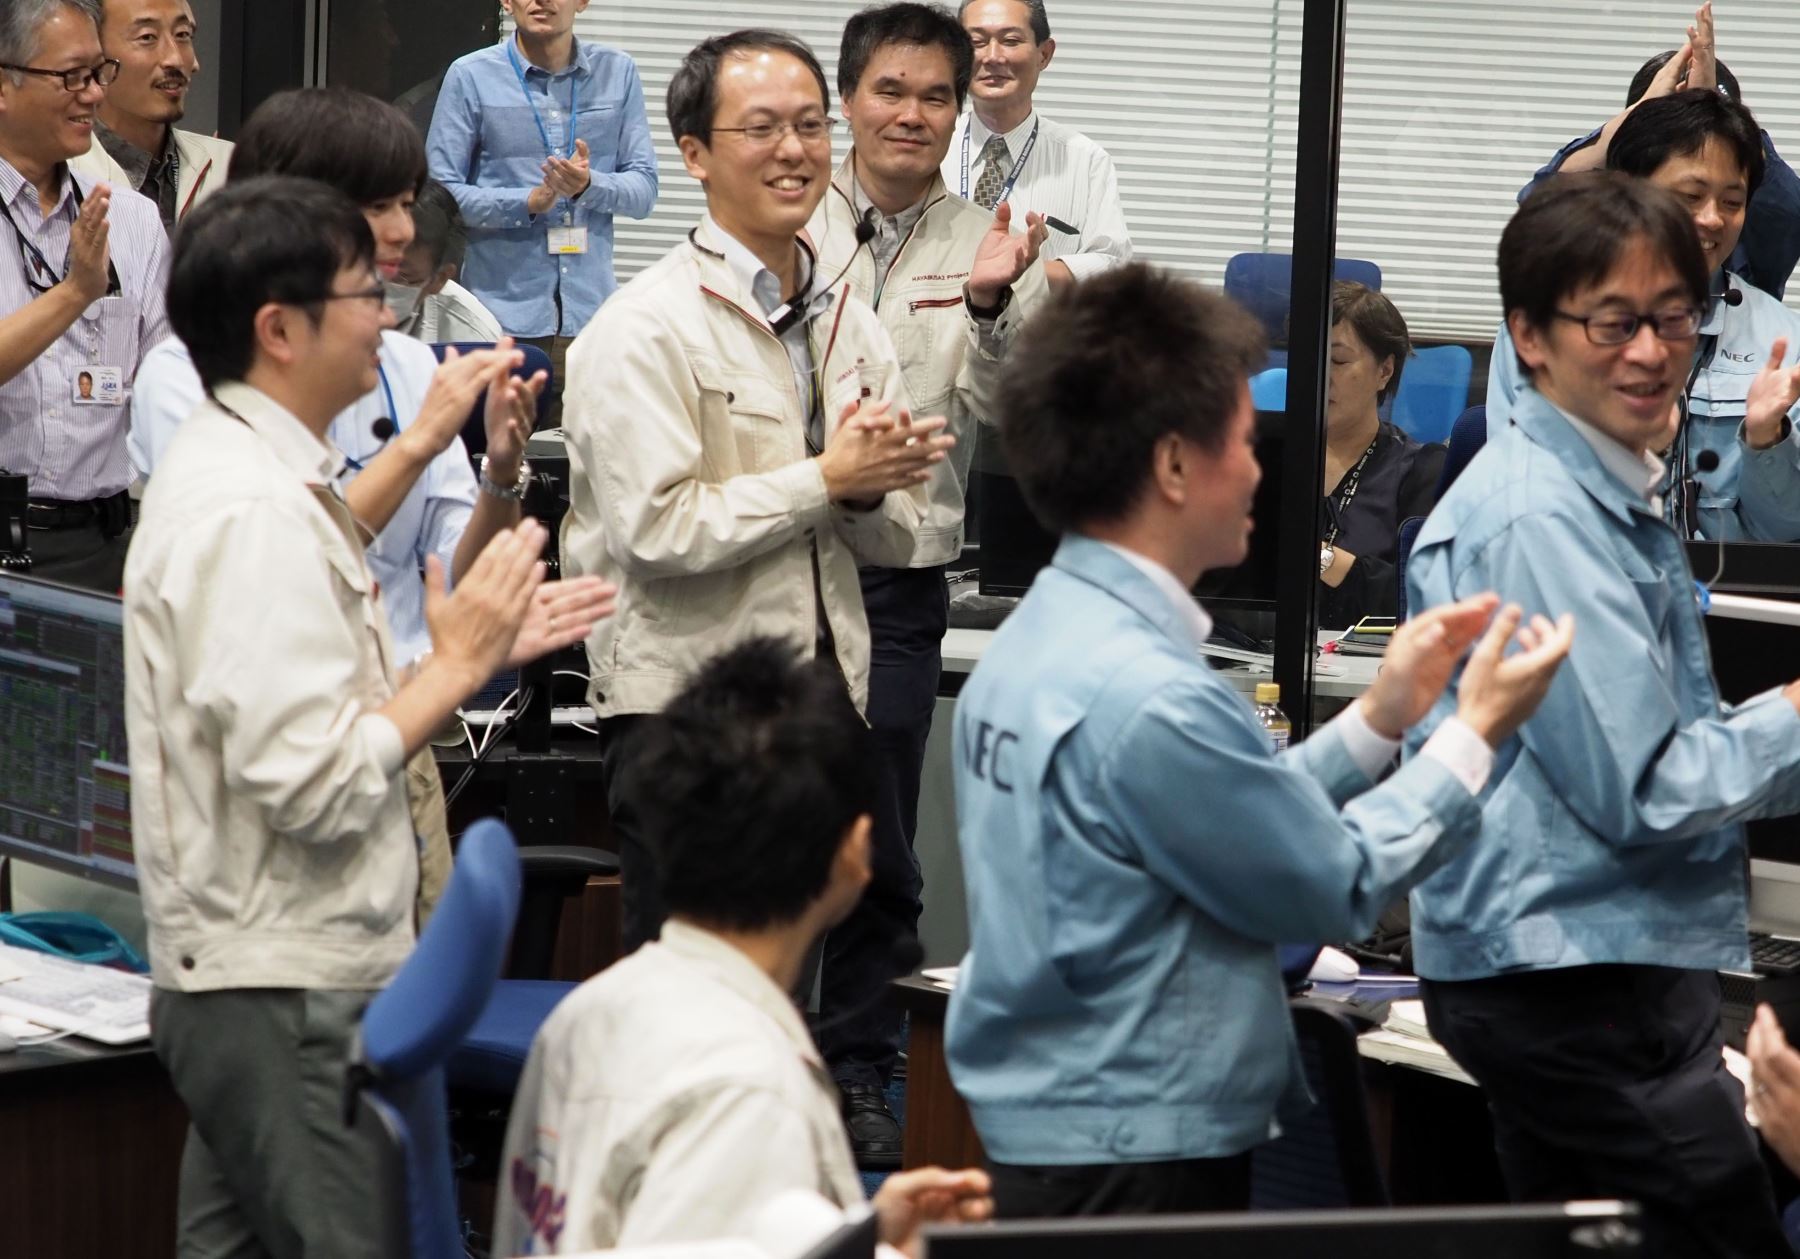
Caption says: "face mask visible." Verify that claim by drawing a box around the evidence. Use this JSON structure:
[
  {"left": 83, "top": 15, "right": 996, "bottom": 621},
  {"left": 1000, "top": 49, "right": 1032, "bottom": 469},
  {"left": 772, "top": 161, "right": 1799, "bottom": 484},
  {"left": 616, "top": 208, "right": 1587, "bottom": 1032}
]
[{"left": 384, "top": 281, "right": 424, "bottom": 328}]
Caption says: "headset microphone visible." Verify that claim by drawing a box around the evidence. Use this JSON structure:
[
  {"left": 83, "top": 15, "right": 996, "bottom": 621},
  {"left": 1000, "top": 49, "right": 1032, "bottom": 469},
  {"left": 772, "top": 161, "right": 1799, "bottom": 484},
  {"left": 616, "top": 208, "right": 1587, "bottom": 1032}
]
[
  {"left": 1721, "top": 287, "right": 1744, "bottom": 307},
  {"left": 768, "top": 209, "right": 881, "bottom": 336},
  {"left": 370, "top": 417, "right": 396, "bottom": 442}
]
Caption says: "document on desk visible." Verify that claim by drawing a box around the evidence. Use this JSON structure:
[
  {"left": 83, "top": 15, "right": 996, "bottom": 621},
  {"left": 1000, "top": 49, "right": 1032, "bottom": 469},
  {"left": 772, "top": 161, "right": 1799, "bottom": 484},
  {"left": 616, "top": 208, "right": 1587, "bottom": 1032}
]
[
  {"left": 1358, "top": 999, "right": 1476, "bottom": 1086},
  {"left": 920, "top": 966, "right": 958, "bottom": 990}
]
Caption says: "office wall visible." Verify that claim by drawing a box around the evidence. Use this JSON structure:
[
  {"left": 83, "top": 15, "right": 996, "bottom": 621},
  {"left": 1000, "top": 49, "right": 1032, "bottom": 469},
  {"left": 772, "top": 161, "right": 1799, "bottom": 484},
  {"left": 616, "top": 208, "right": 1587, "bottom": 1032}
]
[{"left": 562, "top": 1, "right": 1800, "bottom": 342}]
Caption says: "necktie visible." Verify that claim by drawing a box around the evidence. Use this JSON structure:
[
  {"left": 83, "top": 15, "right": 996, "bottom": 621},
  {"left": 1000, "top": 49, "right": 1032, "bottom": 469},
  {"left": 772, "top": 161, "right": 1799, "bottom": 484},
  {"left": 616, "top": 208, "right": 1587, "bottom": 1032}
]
[{"left": 972, "top": 134, "right": 1010, "bottom": 209}]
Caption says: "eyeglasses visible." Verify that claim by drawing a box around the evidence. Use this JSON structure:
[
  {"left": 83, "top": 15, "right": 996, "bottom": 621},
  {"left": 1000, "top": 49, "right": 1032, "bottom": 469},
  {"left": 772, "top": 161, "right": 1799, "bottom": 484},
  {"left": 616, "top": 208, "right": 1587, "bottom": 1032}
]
[
  {"left": 1550, "top": 306, "right": 1701, "bottom": 346},
  {"left": 0, "top": 58, "right": 121, "bottom": 92},
  {"left": 711, "top": 117, "right": 838, "bottom": 146},
  {"left": 293, "top": 281, "right": 388, "bottom": 309}
]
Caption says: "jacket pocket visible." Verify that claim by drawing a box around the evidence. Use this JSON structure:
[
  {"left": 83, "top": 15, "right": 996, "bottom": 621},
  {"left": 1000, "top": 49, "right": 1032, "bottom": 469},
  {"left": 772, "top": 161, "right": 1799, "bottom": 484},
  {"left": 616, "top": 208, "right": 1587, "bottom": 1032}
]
[{"left": 691, "top": 359, "right": 790, "bottom": 471}]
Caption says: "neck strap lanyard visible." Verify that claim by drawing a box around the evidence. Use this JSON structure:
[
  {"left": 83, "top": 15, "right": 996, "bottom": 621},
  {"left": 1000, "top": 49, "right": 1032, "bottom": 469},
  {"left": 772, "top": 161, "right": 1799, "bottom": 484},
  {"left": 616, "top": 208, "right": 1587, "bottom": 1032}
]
[
  {"left": 959, "top": 116, "right": 1040, "bottom": 204},
  {"left": 3, "top": 177, "right": 121, "bottom": 297},
  {"left": 343, "top": 365, "right": 402, "bottom": 472},
  {"left": 507, "top": 36, "right": 579, "bottom": 160},
  {"left": 1323, "top": 435, "right": 1380, "bottom": 547}
]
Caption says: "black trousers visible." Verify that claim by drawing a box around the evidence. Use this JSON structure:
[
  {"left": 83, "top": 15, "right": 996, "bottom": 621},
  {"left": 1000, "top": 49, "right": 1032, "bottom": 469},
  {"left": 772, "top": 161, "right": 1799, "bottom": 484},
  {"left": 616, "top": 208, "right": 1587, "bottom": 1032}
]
[
  {"left": 1422, "top": 965, "right": 1789, "bottom": 1259},
  {"left": 988, "top": 1154, "right": 1252, "bottom": 1219},
  {"left": 600, "top": 713, "right": 664, "bottom": 953},
  {"left": 815, "top": 564, "right": 947, "bottom": 1089},
  {"left": 27, "top": 518, "right": 132, "bottom": 594}
]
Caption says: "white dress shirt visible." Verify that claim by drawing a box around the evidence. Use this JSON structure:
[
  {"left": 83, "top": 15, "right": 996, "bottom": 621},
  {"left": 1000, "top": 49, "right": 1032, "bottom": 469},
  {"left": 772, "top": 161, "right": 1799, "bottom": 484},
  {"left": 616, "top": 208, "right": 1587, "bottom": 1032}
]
[
  {"left": 1100, "top": 538, "right": 1492, "bottom": 794},
  {"left": 0, "top": 159, "right": 169, "bottom": 499},
  {"left": 407, "top": 277, "right": 505, "bottom": 345},
  {"left": 943, "top": 108, "right": 1132, "bottom": 280}
]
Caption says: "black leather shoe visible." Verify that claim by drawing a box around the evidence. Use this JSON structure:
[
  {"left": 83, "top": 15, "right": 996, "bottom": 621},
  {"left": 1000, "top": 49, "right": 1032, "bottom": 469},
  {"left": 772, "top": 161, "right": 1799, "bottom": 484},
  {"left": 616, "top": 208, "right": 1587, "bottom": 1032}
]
[{"left": 840, "top": 1082, "right": 902, "bottom": 1170}]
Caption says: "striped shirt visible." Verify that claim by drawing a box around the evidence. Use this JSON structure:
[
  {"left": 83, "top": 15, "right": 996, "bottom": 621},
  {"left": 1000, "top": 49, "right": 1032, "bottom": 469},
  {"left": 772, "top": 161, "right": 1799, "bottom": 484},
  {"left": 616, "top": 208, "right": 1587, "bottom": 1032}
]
[
  {"left": 941, "top": 109, "right": 1132, "bottom": 281},
  {"left": 0, "top": 157, "right": 169, "bottom": 500}
]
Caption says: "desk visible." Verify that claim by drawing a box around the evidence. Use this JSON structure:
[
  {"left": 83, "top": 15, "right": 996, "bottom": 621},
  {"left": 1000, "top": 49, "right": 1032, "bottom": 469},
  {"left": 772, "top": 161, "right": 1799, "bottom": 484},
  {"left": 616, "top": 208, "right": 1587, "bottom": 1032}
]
[
  {"left": 0, "top": 1038, "right": 187, "bottom": 1259},
  {"left": 889, "top": 975, "right": 1503, "bottom": 1204}
]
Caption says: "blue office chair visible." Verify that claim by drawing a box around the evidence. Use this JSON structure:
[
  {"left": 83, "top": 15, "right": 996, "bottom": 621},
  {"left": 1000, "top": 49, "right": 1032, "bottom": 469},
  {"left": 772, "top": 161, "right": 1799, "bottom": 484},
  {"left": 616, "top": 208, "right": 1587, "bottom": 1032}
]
[
  {"left": 1437, "top": 405, "right": 1490, "bottom": 497},
  {"left": 1250, "top": 367, "right": 1289, "bottom": 412},
  {"left": 1389, "top": 345, "right": 1473, "bottom": 446},
  {"left": 1223, "top": 254, "right": 1383, "bottom": 358},
  {"left": 1250, "top": 997, "right": 1391, "bottom": 1209},
  {"left": 347, "top": 817, "right": 523, "bottom": 1259},
  {"left": 429, "top": 340, "right": 557, "bottom": 454}
]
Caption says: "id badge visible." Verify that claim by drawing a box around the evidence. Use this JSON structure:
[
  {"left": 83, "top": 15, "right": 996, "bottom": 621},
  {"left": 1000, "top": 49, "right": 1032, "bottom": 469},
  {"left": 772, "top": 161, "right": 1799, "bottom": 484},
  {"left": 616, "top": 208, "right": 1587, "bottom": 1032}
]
[
  {"left": 547, "top": 225, "right": 588, "bottom": 255},
  {"left": 73, "top": 365, "right": 123, "bottom": 406}
]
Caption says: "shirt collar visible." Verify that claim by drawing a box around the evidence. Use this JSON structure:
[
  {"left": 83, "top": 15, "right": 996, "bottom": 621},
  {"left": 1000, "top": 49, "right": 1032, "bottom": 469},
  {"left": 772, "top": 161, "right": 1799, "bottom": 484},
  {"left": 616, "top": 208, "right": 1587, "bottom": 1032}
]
[
  {"left": 657, "top": 919, "right": 824, "bottom": 1065},
  {"left": 92, "top": 118, "right": 173, "bottom": 188},
  {"left": 0, "top": 153, "right": 73, "bottom": 216},
  {"left": 968, "top": 107, "right": 1039, "bottom": 155},
  {"left": 1549, "top": 399, "right": 1666, "bottom": 508},
  {"left": 701, "top": 213, "right": 835, "bottom": 324},
  {"left": 211, "top": 380, "right": 346, "bottom": 486},
  {"left": 1097, "top": 540, "right": 1214, "bottom": 648},
  {"left": 512, "top": 31, "right": 589, "bottom": 79},
  {"left": 849, "top": 171, "right": 927, "bottom": 238}
]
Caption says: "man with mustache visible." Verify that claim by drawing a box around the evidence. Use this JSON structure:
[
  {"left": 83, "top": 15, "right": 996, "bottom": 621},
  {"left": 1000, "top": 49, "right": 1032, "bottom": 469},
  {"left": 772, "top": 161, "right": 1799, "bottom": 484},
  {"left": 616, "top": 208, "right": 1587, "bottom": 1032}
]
[
  {"left": 943, "top": 0, "right": 1129, "bottom": 291},
  {"left": 70, "top": 0, "right": 231, "bottom": 230}
]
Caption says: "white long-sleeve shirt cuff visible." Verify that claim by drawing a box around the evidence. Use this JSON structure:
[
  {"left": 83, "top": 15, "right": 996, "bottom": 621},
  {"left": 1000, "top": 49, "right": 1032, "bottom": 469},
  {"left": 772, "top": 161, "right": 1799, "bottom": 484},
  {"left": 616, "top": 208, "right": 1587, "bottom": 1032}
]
[
  {"left": 1419, "top": 716, "right": 1495, "bottom": 797},
  {"left": 1334, "top": 700, "right": 1402, "bottom": 779}
]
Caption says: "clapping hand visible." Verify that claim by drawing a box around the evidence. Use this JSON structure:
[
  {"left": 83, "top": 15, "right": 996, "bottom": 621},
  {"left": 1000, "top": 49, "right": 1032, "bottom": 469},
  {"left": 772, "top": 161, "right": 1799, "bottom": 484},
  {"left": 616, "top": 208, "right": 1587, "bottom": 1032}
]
[
  {"left": 967, "top": 201, "right": 1048, "bottom": 308},
  {"left": 66, "top": 183, "right": 112, "bottom": 305},
  {"left": 1745, "top": 337, "right": 1800, "bottom": 450}
]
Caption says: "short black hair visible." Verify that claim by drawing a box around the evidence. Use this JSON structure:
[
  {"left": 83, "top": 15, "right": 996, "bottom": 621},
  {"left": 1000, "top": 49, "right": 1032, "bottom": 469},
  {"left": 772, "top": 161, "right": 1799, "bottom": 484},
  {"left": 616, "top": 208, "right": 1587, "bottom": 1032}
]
[
  {"left": 840, "top": 3, "right": 975, "bottom": 111},
  {"left": 1332, "top": 281, "right": 1410, "bottom": 405},
  {"left": 408, "top": 179, "right": 468, "bottom": 273},
  {"left": 1607, "top": 87, "right": 1765, "bottom": 197},
  {"left": 621, "top": 638, "right": 876, "bottom": 932},
  {"left": 957, "top": 0, "right": 1050, "bottom": 43},
  {"left": 230, "top": 86, "right": 427, "bottom": 205},
  {"left": 1626, "top": 50, "right": 1742, "bottom": 107},
  {"left": 998, "top": 263, "right": 1266, "bottom": 533},
  {"left": 1500, "top": 170, "right": 1709, "bottom": 340},
  {"left": 168, "top": 176, "right": 375, "bottom": 390},
  {"left": 667, "top": 29, "right": 830, "bottom": 147}
]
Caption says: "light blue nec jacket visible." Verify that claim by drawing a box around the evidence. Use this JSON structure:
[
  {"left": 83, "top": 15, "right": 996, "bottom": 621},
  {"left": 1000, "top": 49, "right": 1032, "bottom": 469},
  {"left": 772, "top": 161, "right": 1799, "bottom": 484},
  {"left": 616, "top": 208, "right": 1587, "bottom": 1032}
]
[
  {"left": 945, "top": 536, "right": 1481, "bottom": 1164},
  {"left": 1487, "top": 277, "right": 1800, "bottom": 540},
  {"left": 1406, "top": 388, "right": 1800, "bottom": 982}
]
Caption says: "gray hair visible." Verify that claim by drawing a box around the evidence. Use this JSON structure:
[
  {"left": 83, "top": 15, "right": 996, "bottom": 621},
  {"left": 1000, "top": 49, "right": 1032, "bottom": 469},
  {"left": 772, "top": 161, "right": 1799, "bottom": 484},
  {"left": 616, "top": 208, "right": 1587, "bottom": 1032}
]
[
  {"left": 957, "top": 0, "right": 1050, "bottom": 43},
  {"left": 0, "top": 0, "right": 103, "bottom": 84}
]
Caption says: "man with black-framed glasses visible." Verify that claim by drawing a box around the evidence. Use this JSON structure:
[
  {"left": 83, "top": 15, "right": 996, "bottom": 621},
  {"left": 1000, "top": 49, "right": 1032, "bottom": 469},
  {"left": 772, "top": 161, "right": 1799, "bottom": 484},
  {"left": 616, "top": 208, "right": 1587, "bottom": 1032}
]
[
  {"left": 1407, "top": 170, "right": 1800, "bottom": 1257},
  {"left": 0, "top": 0, "right": 166, "bottom": 591}
]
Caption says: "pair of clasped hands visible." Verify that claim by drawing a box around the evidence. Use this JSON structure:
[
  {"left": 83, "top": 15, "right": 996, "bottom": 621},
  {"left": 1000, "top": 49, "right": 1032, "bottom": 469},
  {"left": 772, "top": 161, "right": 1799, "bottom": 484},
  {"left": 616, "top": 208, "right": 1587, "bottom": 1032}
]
[{"left": 1356, "top": 594, "right": 1576, "bottom": 750}]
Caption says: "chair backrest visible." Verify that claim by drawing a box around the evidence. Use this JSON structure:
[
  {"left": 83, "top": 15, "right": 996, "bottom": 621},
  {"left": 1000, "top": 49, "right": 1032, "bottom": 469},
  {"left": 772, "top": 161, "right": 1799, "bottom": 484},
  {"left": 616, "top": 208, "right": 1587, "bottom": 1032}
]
[
  {"left": 1249, "top": 367, "right": 1289, "bottom": 413},
  {"left": 353, "top": 817, "right": 522, "bottom": 1259},
  {"left": 1223, "top": 254, "right": 1382, "bottom": 345},
  {"left": 1394, "top": 515, "right": 1427, "bottom": 621},
  {"left": 1436, "top": 405, "right": 1490, "bottom": 498},
  {"left": 1249, "top": 997, "right": 1390, "bottom": 1209},
  {"left": 429, "top": 341, "right": 557, "bottom": 453},
  {"left": 1389, "top": 345, "right": 1473, "bottom": 446}
]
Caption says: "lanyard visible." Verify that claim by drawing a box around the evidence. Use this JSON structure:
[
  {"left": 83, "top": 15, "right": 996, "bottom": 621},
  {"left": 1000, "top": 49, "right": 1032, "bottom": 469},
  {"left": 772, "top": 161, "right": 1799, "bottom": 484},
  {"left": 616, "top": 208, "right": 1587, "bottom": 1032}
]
[
  {"left": 506, "top": 37, "right": 579, "bottom": 160},
  {"left": 1323, "top": 435, "right": 1380, "bottom": 548},
  {"left": 959, "top": 117, "right": 1040, "bottom": 205},
  {"left": 344, "top": 366, "right": 401, "bottom": 472},
  {"left": 3, "top": 178, "right": 121, "bottom": 297}
]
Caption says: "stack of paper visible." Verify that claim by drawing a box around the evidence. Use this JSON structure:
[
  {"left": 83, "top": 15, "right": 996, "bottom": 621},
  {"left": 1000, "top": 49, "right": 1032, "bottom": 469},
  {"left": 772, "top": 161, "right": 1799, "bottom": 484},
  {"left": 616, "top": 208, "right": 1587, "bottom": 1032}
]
[{"left": 1357, "top": 998, "right": 1475, "bottom": 1086}]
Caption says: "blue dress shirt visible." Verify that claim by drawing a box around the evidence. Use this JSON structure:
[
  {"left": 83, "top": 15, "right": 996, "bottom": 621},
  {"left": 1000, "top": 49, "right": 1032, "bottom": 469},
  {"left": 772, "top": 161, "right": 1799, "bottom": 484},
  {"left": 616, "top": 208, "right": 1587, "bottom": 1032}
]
[{"left": 427, "top": 36, "right": 658, "bottom": 338}]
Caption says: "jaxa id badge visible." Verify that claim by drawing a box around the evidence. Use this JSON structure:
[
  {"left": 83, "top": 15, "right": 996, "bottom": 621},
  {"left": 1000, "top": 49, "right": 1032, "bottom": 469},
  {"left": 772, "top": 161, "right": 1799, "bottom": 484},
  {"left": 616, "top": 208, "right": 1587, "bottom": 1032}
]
[
  {"left": 547, "top": 225, "right": 588, "bottom": 255},
  {"left": 73, "top": 365, "right": 123, "bottom": 406}
]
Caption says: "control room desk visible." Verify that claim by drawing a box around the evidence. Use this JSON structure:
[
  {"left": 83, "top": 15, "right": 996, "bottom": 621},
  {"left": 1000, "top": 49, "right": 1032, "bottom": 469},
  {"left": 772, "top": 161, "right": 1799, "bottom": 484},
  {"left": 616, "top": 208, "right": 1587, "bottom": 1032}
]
[{"left": 0, "top": 1037, "right": 187, "bottom": 1259}]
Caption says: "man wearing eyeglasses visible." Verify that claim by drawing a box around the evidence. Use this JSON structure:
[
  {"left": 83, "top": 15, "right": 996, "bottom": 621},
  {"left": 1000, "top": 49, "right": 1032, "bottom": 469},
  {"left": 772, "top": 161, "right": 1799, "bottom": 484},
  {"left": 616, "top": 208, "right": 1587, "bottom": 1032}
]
[
  {"left": 1407, "top": 171, "right": 1800, "bottom": 1257},
  {"left": 804, "top": 1, "right": 1047, "bottom": 1168},
  {"left": 1488, "top": 90, "right": 1800, "bottom": 543},
  {"left": 69, "top": 0, "right": 232, "bottom": 232},
  {"left": 559, "top": 29, "right": 951, "bottom": 953},
  {"left": 0, "top": 0, "right": 167, "bottom": 591}
]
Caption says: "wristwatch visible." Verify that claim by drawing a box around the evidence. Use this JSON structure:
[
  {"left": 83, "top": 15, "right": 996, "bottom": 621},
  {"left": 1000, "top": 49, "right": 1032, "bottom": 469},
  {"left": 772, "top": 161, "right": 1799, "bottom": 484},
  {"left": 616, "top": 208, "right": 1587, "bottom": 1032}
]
[
  {"left": 479, "top": 456, "right": 531, "bottom": 501},
  {"left": 1319, "top": 543, "right": 1336, "bottom": 576},
  {"left": 964, "top": 284, "right": 1013, "bottom": 320}
]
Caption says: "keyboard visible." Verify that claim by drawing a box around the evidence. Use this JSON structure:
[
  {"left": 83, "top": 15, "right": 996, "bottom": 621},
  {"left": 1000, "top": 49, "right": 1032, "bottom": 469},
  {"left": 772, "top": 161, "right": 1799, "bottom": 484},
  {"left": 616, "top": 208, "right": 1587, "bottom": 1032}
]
[
  {"left": 0, "top": 941, "right": 152, "bottom": 1045},
  {"left": 1751, "top": 933, "right": 1800, "bottom": 977}
]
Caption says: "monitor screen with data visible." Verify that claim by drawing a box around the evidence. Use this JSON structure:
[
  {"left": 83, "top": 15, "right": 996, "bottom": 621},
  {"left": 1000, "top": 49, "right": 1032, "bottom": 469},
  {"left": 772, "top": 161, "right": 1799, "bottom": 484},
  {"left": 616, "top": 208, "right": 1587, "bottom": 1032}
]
[{"left": 0, "top": 573, "right": 133, "bottom": 890}]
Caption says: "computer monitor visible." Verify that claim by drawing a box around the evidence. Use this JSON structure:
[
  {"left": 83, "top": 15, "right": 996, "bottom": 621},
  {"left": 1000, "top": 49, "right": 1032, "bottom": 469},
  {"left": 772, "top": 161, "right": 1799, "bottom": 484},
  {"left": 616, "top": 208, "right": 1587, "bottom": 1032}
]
[
  {"left": 976, "top": 409, "right": 1286, "bottom": 611},
  {"left": 921, "top": 1201, "right": 1642, "bottom": 1259},
  {"left": 0, "top": 573, "right": 134, "bottom": 890}
]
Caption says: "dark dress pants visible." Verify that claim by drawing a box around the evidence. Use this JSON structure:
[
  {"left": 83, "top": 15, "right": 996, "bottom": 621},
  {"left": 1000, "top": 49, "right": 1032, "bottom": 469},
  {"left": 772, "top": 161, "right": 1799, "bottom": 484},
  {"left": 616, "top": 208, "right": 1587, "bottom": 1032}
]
[
  {"left": 815, "top": 564, "right": 947, "bottom": 1088},
  {"left": 1422, "top": 965, "right": 1790, "bottom": 1259},
  {"left": 600, "top": 713, "right": 665, "bottom": 953},
  {"left": 987, "top": 1154, "right": 1253, "bottom": 1219}
]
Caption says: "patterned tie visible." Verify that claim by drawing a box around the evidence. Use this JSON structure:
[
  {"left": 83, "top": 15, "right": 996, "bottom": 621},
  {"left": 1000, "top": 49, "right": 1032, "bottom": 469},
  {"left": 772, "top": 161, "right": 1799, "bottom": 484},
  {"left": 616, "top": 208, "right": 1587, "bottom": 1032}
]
[{"left": 972, "top": 134, "right": 1010, "bottom": 209}]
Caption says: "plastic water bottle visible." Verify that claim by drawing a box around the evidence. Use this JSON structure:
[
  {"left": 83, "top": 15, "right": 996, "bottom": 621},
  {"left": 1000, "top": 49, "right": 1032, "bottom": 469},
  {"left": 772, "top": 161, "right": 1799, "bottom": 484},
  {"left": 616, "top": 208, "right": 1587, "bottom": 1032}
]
[{"left": 1255, "top": 682, "right": 1291, "bottom": 753}]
